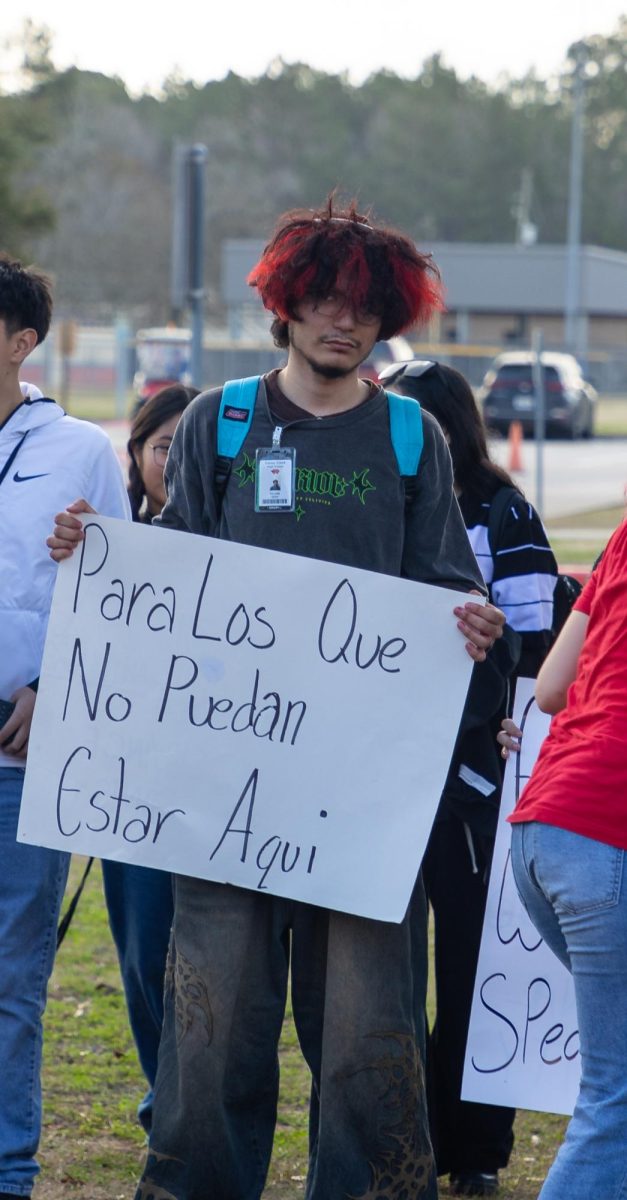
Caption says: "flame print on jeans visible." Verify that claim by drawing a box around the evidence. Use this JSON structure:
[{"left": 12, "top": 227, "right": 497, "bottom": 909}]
[
  {"left": 166, "top": 942, "right": 213, "bottom": 1048},
  {"left": 349, "top": 1032, "right": 434, "bottom": 1200},
  {"left": 136, "top": 1149, "right": 183, "bottom": 1200}
]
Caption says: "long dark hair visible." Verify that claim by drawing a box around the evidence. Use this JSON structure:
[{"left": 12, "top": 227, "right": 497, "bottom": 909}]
[
  {"left": 127, "top": 384, "right": 199, "bottom": 519},
  {"left": 394, "top": 363, "right": 519, "bottom": 504}
]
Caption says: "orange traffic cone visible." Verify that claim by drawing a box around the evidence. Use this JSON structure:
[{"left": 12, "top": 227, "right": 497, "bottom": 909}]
[{"left": 508, "top": 420, "right": 523, "bottom": 472}]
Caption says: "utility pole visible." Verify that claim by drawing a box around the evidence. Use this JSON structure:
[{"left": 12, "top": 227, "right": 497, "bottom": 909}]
[
  {"left": 564, "top": 56, "right": 585, "bottom": 356},
  {"left": 513, "top": 168, "right": 537, "bottom": 247},
  {"left": 531, "top": 328, "right": 545, "bottom": 521},
  {"left": 171, "top": 142, "right": 207, "bottom": 389},
  {"left": 187, "top": 144, "right": 207, "bottom": 390}
]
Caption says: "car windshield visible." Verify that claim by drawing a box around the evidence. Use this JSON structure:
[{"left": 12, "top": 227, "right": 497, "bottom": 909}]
[{"left": 494, "top": 365, "right": 560, "bottom": 386}]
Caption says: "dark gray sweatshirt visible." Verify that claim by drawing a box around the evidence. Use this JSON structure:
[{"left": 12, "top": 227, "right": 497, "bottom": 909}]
[{"left": 157, "top": 376, "right": 484, "bottom": 594}]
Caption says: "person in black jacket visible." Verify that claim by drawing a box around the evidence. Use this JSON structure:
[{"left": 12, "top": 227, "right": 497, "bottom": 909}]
[{"left": 381, "top": 359, "right": 558, "bottom": 1197}]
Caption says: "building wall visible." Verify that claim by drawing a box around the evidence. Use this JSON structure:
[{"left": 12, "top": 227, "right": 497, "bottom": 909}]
[{"left": 440, "top": 311, "right": 627, "bottom": 349}]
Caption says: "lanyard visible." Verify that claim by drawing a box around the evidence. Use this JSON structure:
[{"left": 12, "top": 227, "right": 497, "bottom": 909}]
[{"left": 0, "top": 432, "right": 29, "bottom": 487}]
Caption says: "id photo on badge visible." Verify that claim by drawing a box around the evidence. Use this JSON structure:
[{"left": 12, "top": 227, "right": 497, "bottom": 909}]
[{"left": 255, "top": 447, "right": 296, "bottom": 512}]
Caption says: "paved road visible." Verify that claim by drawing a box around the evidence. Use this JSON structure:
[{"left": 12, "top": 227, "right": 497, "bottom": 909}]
[
  {"left": 103, "top": 419, "right": 626, "bottom": 523},
  {"left": 489, "top": 434, "right": 627, "bottom": 520}
]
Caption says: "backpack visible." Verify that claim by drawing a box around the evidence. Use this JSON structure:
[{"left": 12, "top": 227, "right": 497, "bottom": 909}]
[
  {"left": 487, "top": 485, "right": 582, "bottom": 639},
  {"left": 551, "top": 572, "right": 584, "bottom": 636},
  {"left": 214, "top": 375, "right": 424, "bottom": 500}
]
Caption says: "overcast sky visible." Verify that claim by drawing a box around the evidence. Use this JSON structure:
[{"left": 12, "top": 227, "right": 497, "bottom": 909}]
[{"left": 2, "top": 1, "right": 626, "bottom": 94}]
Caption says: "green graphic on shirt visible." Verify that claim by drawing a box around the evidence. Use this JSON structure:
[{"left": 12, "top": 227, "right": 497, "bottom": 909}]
[
  {"left": 234, "top": 453, "right": 256, "bottom": 486},
  {"left": 232, "top": 454, "right": 376, "bottom": 515},
  {"left": 349, "top": 468, "right": 376, "bottom": 505},
  {"left": 297, "top": 467, "right": 347, "bottom": 499}
]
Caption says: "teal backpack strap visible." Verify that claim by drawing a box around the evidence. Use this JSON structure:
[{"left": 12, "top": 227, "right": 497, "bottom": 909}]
[
  {"left": 386, "top": 391, "right": 424, "bottom": 497},
  {"left": 215, "top": 376, "right": 260, "bottom": 497}
]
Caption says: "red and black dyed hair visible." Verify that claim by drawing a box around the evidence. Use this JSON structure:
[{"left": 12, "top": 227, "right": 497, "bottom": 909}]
[{"left": 247, "top": 197, "right": 444, "bottom": 347}]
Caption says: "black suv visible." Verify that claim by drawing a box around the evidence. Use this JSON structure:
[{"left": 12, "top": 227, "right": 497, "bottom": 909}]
[{"left": 478, "top": 352, "right": 597, "bottom": 439}]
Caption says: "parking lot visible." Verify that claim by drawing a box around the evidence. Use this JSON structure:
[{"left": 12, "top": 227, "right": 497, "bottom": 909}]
[
  {"left": 103, "top": 415, "right": 626, "bottom": 525},
  {"left": 489, "top": 432, "right": 627, "bottom": 520}
]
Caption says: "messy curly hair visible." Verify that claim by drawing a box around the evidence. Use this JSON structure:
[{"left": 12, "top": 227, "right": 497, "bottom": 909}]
[{"left": 247, "top": 197, "right": 443, "bottom": 347}]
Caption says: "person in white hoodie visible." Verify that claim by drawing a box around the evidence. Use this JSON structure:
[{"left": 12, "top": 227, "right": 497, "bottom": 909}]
[{"left": 0, "top": 254, "right": 130, "bottom": 1200}]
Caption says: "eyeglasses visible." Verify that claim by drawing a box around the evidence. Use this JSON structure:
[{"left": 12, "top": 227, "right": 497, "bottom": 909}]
[
  {"left": 378, "top": 360, "right": 438, "bottom": 386},
  {"left": 147, "top": 442, "right": 171, "bottom": 467},
  {"left": 311, "top": 292, "right": 382, "bottom": 326}
]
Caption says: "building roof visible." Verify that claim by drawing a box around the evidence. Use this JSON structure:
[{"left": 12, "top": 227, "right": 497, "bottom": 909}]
[
  {"left": 427, "top": 243, "right": 627, "bottom": 315},
  {"left": 222, "top": 240, "right": 627, "bottom": 317}
]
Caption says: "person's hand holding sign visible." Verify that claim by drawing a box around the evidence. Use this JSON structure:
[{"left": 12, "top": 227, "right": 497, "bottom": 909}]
[
  {"left": 47, "top": 498, "right": 95, "bottom": 561},
  {"left": 455, "top": 590, "right": 505, "bottom": 663},
  {"left": 497, "top": 717, "right": 523, "bottom": 760}
]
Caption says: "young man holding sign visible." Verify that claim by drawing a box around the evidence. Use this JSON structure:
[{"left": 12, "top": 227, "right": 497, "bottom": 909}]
[
  {"left": 0, "top": 255, "right": 130, "bottom": 1200},
  {"left": 50, "top": 201, "right": 504, "bottom": 1200}
]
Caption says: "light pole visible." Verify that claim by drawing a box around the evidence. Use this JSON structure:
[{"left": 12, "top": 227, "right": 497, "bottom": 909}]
[
  {"left": 564, "top": 55, "right": 586, "bottom": 356},
  {"left": 187, "top": 144, "right": 207, "bottom": 390},
  {"left": 170, "top": 142, "right": 207, "bottom": 390}
]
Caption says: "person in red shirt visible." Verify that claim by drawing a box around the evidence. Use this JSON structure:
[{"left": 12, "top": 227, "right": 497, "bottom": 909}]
[{"left": 500, "top": 517, "right": 627, "bottom": 1200}]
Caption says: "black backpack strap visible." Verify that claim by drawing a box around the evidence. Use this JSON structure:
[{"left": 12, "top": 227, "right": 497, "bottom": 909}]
[
  {"left": 56, "top": 856, "right": 95, "bottom": 949},
  {"left": 487, "top": 486, "right": 519, "bottom": 562}
]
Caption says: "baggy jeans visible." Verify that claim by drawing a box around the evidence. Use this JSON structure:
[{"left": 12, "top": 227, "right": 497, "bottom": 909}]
[
  {"left": 0, "top": 768, "right": 70, "bottom": 1196},
  {"left": 511, "top": 821, "right": 627, "bottom": 1200},
  {"left": 135, "top": 873, "right": 437, "bottom": 1200}
]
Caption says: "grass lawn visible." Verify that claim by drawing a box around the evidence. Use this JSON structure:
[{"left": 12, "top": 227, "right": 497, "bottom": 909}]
[
  {"left": 62, "top": 391, "right": 627, "bottom": 433},
  {"left": 546, "top": 503, "right": 625, "bottom": 568},
  {"left": 595, "top": 396, "right": 627, "bottom": 437},
  {"left": 37, "top": 859, "right": 568, "bottom": 1199}
]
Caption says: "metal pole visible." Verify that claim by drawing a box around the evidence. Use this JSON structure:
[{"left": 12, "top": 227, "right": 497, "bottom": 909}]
[
  {"left": 531, "top": 328, "right": 545, "bottom": 520},
  {"left": 170, "top": 143, "right": 188, "bottom": 322},
  {"left": 564, "top": 61, "right": 585, "bottom": 354},
  {"left": 114, "top": 316, "right": 130, "bottom": 418},
  {"left": 187, "top": 144, "right": 207, "bottom": 390}
]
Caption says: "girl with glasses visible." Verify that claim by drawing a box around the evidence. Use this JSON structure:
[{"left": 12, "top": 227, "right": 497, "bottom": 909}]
[{"left": 127, "top": 384, "right": 199, "bottom": 522}]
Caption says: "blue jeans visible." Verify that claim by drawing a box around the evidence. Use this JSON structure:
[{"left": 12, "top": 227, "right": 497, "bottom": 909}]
[
  {"left": 0, "top": 768, "right": 70, "bottom": 1197},
  {"left": 511, "top": 821, "right": 627, "bottom": 1200},
  {"left": 135, "top": 875, "right": 436, "bottom": 1200},
  {"left": 101, "top": 861, "right": 174, "bottom": 1131}
]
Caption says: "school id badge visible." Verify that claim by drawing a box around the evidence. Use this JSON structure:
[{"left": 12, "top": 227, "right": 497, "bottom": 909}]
[{"left": 254, "top": 447, "right": 297, "bottom": 512}]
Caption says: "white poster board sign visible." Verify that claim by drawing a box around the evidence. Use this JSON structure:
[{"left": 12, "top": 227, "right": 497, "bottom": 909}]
[
  {"left": 19, "top": 517, "right": 477, "bottom": 923},
  {"left": 462, "top": 678, "right": 580, "bottom": 1115}
]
